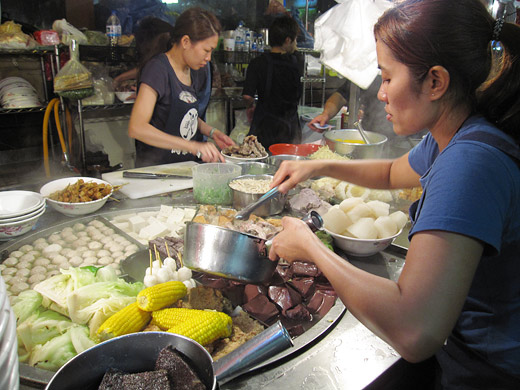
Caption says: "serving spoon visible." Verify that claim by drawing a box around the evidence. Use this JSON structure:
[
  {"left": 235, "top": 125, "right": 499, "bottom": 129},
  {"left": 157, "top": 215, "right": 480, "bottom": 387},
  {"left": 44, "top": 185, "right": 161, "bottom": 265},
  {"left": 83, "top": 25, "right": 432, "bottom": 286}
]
[{"left": 355, "top": 120, "right": 371, "bottom": 144}]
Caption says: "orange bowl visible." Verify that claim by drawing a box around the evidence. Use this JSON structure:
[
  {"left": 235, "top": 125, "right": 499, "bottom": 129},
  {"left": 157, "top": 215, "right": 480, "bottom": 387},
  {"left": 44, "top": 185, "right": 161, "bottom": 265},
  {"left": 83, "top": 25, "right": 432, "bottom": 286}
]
[{"left": 269, "top": 143, "right": 321, "bottom": 156}]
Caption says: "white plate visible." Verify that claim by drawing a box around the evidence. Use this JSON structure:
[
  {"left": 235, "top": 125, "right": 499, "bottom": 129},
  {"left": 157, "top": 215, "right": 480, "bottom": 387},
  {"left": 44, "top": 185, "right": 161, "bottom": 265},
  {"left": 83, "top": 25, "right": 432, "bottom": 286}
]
[
  {"left": 313, "top": 123, "right": 333, "bottom": 130},
  {"left": 0, "top": 311, "right": 16, "bottom": 373},
  {"left": 0, "top": 191, "right": 45, "bottom": 218},
  {"left": 0, "top": 298, "right": 9, "bottom": 340},
  {"left": 0, "top": 202, "right": 46, "bottom": 224}
]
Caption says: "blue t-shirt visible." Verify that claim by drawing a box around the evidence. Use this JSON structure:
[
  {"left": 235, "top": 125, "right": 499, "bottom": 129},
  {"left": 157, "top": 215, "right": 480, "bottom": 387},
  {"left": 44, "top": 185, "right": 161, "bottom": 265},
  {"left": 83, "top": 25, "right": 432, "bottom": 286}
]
[{"left": 408, "top": 116, "right": 520, "bottom": 383}]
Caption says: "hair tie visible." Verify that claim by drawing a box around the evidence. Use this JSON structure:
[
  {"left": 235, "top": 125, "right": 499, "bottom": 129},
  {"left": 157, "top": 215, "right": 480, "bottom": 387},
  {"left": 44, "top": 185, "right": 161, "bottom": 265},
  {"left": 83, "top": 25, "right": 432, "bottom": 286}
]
[{"left": 492, "top": 18, "right": 504, "bottom": 41}]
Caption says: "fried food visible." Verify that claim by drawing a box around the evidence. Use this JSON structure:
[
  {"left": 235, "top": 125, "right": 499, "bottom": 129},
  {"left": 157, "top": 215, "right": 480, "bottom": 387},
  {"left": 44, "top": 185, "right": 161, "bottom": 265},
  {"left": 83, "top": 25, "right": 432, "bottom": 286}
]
[{"left": 49, "top": 179, "right": 113, "bottom": 203}]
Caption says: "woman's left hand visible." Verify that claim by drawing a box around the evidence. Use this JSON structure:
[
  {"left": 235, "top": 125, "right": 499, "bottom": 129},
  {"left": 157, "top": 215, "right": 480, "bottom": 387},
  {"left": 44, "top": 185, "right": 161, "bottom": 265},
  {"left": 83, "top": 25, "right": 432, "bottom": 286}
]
[
  {"left": 212, "top": 129, "right": 235, "bottom": 150},
  {"left": 193, "top": 141, "right": 226, "bottom": 162},
  {"left": 268, "top": 216, "right": 322, "bottom": 262}
]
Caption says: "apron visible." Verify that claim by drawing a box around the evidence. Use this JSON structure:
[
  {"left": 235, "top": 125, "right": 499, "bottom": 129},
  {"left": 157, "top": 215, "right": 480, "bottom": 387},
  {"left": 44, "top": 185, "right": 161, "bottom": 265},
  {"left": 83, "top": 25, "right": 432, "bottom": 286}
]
[
  {"left": 409, "top": 130, "right": 520, "bottom": 389},
  {"left": 136, "top": 55, "right": 203, "bottom": 167},
  {"left": 249, "top": 53, "right": 301, "bottom": 148}
]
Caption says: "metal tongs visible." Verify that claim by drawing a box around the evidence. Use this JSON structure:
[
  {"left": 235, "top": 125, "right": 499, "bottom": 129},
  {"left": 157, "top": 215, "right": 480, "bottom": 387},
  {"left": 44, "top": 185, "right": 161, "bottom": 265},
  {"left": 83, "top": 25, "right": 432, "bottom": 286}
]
[{"left": 234, "top": 186, "right": 281, "bottom": 220}]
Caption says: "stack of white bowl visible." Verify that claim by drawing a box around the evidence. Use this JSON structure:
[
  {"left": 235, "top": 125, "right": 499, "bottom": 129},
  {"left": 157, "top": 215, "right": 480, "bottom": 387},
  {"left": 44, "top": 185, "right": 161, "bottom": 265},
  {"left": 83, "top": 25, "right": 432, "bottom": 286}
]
[
  {"left": 0, "top": 77, "right": 42, "bottom": 109},
  {"left": 0, "top": 191, "right": 46, "bottom": 239},
  {"left": 0, "top": 276, "right": 19, "bottom": 390}
]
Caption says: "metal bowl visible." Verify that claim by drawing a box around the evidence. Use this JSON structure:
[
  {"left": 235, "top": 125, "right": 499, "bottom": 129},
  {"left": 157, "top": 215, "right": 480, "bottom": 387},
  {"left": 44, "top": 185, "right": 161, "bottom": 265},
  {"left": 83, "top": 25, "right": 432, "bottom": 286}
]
[
  {"left": 323, "top": 129, "right": 387, "bottom": 159},
  {"left": 266, "top": 154, "right": 308, "bottom": 168},
  {"left": 236, "top": 162, "right": 277, "bottom": 175},
  {"left": 183, "top": 222, "right": 278, "bottom": 284},
  {"left": 324, "top": 227, "right": 403, "bottom": 257},
  {"left": 229, "top": 174, "right": 287, "bottom": 217}
]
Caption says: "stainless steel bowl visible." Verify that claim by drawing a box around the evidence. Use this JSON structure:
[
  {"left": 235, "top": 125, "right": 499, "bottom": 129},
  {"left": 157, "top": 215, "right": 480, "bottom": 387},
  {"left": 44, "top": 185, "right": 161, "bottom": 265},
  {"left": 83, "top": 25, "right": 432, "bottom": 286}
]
[
  {"left": 183, "top": 222, "right": 278, "bottom": 283},
  {"left": 323, "top": 129, "right": 387, "bottom": 159},
  {"left": 266, "top": 154, "right": 308, "bottom": 168},
  {"left": 236, "top": 162, "right": 277, "bottom": 175},
  {"left": 230, "top": 174, "right": 287, "bottom": 217}
]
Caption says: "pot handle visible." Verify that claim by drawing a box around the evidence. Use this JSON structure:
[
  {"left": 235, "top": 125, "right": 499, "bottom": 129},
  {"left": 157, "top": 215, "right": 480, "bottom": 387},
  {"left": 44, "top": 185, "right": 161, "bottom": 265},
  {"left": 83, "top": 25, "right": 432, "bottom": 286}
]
[{"left": 213, "top": 321, "right": 293, "bottom": 385}]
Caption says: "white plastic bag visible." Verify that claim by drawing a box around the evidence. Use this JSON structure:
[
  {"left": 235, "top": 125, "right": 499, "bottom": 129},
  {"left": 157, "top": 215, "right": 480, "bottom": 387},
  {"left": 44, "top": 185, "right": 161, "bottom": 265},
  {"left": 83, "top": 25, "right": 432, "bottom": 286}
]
[
  {"left": 52, "top": 19, "right": 88, "bottom": 45},
  {"left": 314, "top": 0, "right": 393, "bottom": 89}
]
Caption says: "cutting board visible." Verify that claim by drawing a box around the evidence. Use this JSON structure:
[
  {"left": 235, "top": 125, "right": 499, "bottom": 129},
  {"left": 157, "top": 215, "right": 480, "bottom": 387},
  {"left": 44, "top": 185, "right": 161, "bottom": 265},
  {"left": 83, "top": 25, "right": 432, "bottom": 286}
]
[{"left": 102, "top": 161, "right": 198, "bottom": 199}]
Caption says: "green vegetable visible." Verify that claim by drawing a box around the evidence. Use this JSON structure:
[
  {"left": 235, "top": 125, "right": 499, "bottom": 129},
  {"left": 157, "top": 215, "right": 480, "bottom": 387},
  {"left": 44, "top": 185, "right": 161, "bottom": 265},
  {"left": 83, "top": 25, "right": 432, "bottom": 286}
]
[
  {"left": 58, "top": 87, "right": 94, "bottom": 100},
  {"left": 12, "top": 290, "right": 43, "bottom": 323},
  {"left": 17, "top": 310, "right": 75, "bottom": 352},
  {"left": 193, "top": 185, "right": 233, "bottom": 205},
  {"left": 316, "top": 230, "right": 334, "bottom": 251}
]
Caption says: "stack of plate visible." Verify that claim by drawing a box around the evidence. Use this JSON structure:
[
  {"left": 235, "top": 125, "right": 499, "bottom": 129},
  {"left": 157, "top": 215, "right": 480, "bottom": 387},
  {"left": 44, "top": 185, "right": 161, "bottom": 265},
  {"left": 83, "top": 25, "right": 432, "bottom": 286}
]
[
  {"left": 0, "top": 77, "right": 42, "bottom": 109},
  {"left": 0, "top": 277, "right": 20, "bottom": 390},
  {"left": 0, "top": 191, "right": 46, "bottom": 239}
]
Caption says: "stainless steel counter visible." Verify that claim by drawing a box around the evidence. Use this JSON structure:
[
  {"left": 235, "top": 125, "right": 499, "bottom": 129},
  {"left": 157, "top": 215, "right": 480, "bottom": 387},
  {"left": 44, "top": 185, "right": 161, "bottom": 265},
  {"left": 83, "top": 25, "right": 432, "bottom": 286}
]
[{"left": 7, "top": 190, "right": 408, "bottom": 390}]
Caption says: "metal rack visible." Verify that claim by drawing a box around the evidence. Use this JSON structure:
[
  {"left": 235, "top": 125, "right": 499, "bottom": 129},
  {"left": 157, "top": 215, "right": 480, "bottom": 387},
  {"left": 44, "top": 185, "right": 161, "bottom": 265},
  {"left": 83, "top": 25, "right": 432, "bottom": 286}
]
[{"left": 299, "top": 47, "right": 326, "bottom": 107}]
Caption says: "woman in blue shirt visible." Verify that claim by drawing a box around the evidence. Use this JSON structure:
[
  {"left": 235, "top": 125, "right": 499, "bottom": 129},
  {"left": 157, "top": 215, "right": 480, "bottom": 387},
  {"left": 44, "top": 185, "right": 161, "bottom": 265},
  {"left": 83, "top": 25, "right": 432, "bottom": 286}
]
[{"left": 269, "top": 0, "right": 520, "bottom": 388}]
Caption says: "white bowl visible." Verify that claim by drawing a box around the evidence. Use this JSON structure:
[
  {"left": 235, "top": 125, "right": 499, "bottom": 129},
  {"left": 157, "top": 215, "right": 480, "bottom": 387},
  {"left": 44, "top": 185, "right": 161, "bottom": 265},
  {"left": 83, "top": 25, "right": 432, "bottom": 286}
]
[
  {"left": 0, "top": 190, "right": 45, "bottom": 219},
  {"left": 40, "top": 177, "right": 113, "bottom": 217},
  {"left": 324, "top": 227, "right": 403, "bottom": 257},
  {"left": 0, "top": 206, "right": 45, "bottom": 239},
  {"left": 0, "top": 202, "right": 46, "bottom": 224},
  {"left": 221, "top": 150, "right": 268, "bottom": 164},
  {"left": 115, "top": 91, "right": 135, "bottom": 103}
]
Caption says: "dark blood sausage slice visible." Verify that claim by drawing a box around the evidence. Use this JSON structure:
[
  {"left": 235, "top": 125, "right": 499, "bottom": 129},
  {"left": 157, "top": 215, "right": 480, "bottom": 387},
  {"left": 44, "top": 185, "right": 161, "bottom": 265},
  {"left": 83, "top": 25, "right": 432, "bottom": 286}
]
[
  {"left": 155, "top": 346, "right": 206, "bottom": 390},
  {"left": 307, "top": 290, "right": 337, "bottom": 318},
  {"left": 268, "top": 285, "right": 302, "bottom": 312},
  {"left": 242, "top": 294, "right": 280, "bottom": 323}
]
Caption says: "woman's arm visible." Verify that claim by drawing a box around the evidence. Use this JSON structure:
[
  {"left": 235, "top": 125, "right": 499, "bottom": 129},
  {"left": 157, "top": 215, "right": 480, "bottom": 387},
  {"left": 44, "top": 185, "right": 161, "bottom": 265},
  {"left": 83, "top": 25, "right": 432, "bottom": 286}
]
[
  {"left": 269, "top": 218, "right": 483, "bottom": 362},
  {"left": 129, "top": 84, "right": 225, "bottom": 162},
  {"left": 271, "top": 153, "right": 421, "bottom": 193},
  {"left": 308, "top": 92, "right": 347, "bottom": 131}
]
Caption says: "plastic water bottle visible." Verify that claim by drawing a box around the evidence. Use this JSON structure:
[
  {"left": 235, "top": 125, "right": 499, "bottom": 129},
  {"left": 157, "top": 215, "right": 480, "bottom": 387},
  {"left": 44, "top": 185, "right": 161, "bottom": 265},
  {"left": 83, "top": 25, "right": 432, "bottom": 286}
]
[
  {"left": 245, "top": 31, "right": 252, "bottom": 52},
  {"left": 234, "top": 21, "right": 245, "bottom": 52},
  {"left": 106, "top": 11, "right": 121, "bottom": 62}
]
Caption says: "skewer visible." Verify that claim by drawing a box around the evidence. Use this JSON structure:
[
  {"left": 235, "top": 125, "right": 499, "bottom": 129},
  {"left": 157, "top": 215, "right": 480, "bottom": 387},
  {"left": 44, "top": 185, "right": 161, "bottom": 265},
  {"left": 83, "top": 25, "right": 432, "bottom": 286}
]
[
  {"left": 154, "top": 244, "right": 162, "bottom": 267},
  {"left": 148, "top": 249, "right": 153, "bottom": 275}
]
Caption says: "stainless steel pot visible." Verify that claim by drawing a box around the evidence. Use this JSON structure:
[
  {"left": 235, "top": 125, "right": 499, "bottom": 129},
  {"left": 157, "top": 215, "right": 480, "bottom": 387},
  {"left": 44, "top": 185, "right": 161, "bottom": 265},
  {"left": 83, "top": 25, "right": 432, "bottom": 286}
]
[
  {"left": 45, "top": 323, "right": 293, "bottom": 390},
  {"left": 183, "top": 211, "right": 323, "bottom": 284}
]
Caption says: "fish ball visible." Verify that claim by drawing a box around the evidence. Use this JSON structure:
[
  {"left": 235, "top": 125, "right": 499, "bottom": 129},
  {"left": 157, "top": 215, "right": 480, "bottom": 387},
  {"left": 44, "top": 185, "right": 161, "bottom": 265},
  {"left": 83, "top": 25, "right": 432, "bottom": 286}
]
[
  {"left": 16, "top": 260, "right": 32, "bottom": 270},
  {"left": 19, "top": 244, "right": 34, "bottom": 253},
  {"left": 96, "top": 249, "right": 111, "bottom": 258},
  {"left": 81, "top": 250, "right": 96, "bottom": 259},
  {"left": 2, "top": 267, "right": 17, "bottom": 276},
  {"left": 47, "top": 270, "right": 60, "bottom": 278},
  {"left": 101, "top": 228, "right": 114, "bottom": 236},
  {"left": 346, "top": 203, "right": 374, "bottom": 223},
  {"left": 100, "top": 236, "right": 113, "bottom": 244},
  {"left": 34, "top": 258, "right": 51, "bottom": 266},
  {"left": 374, "top": 216, "right": 398, "bottom": 239},
  {"left": 61, "top": 248, "right": 74, "bottom": 257},
  {"left": 69, "top": 256, "right": 83, "bottom": 267},
  {"left": 75, "top": 246, "right": 88, "bottom": 254},
  {"left": 32, "top": 238, "right": 47, "bottom": 245},
  {"left": 61, "top": 226, "right": 74, "bottom": 235},
  {"left": 323, "top": 206, "right": 352, "bottom": 234},
  {"left": 10, "top": 282, "right": 29, "bottom": 295},
  {"left": 346, "top": 217, "right": 378, "bottom": 239},
  {"left": 15, "top": 267, "right": 30, "bottom": 277},
  {"left": 52, "top": 255, "right": 68, "bottom": 266},
  {"left": 63, "top": 234, "right": 79, "bottom": 243},
  {"left": 31, "top": 265, "right": 48, "bottom": 275},
  {"left": 177, "top": 267, "right": 192, "bottom": 282},
  {"left": 3, "top": 257, "right": 18, "bottom": 266},
  {"left": 88, "top": 241, "right": 102, "bottom": 250},
  {"left": 28, "top": 273, "right": 46, "bottom": 284},
  {"left": 19, "top": 254, "right": 36, "bottom": 263},
  {"left": 33, "top": 242, "right": 49, "bottom": 252},
  {"left": 85, "top": 226, "right": 98, "bottom": 235},
  {"left": 125, "top": 244, "right": 139, "bottom": 252},
  {"left": 156, "top": 268, "right": 170, "bottom": 283},
  {"left": 76, "top": 231, "right": 88, "bottom": 238},
  {"left": 73, "top": 223, "right": 86, "bottom": 232},
  {"left": 42, "top": 244, "right": 63, "bottom": 256},
  {"left": 183, "top": 279, "right": 196, "bottom": 289},
  {"left": 389, "top": 211, "right": 408, "bottom": 231},
  {"left": 2, "top": 274, "right": 13, "bottom": 284},
  {"left": 97, "top": 256, "right": 113, "bottom": 266},
  {"left": 82, "top": 257, "right": 97, "bottom": 266},
  {"left": 71, "top": 239, "right": 88, "bottom": 249},
  {"left": 163, "top": 257, "right": 177, "bottom": 270},
  {"left": 338, "top": 197, "right": 365, "bottom": 213},
  {"left": 48, "top": 233, "right": 62, "bottom": 243},
  {"left": 366, "top": 200, "right": 390, "bottom": 218},
  {"left": 26, "top": 250, "right": 41, "bottom": 258},
  {"left": 144, "top": 274, "right": 158, "bottom": 287},
  {"left": 109, "top": 244, "right": 124, "bottom": 253},
  {"left": 9, "top": 251, "right": 24, "bottom": 258}
]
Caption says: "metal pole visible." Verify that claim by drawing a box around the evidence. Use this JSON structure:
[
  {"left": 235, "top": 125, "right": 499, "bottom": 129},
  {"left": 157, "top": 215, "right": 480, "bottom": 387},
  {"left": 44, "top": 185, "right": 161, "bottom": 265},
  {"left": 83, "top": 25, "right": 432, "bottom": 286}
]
[
  {"left": 77, "top": 100, "right": 87, "bottom": 174},
  {"left": 347, "top": 83, "right": 360, "bottom": 128}
]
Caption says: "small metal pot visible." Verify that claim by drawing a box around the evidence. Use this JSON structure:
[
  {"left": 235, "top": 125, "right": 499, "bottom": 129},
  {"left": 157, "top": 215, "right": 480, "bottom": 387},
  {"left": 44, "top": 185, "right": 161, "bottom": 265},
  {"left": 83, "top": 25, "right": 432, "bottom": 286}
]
[
  {"left": 183, "top": 211, "right": 323, "bottom": 284},
  {"left": 230, "top": 174, "right": 287, "bottom": 217},
  {"left": 323, "top": 129, "right": 387, "bottom": 159},
  {"left": 45, "top": 323, "right": 293, "bottom": 390}
]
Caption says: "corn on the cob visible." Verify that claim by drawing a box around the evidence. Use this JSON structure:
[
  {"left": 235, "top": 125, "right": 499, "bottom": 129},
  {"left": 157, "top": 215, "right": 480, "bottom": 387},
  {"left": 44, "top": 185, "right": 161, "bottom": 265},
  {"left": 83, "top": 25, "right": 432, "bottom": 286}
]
[
  {"left": 166, "top": 310, "right": 232, "bottom": 346},
  {"left": 97, "top": 302, "right": 151, "bottom": 341},
  {"left": 151, "top": 307, "right": 209, "bottom": 329},
  {"left": 137, "top": 281, "right": 187, "bottom": 312}
]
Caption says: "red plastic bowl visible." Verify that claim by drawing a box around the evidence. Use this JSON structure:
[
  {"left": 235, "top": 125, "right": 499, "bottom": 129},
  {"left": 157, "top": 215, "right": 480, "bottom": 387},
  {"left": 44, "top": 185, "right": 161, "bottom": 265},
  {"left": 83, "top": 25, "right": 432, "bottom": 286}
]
[{"left": 269, "top": 143, "right": 321, "bottom": 156}]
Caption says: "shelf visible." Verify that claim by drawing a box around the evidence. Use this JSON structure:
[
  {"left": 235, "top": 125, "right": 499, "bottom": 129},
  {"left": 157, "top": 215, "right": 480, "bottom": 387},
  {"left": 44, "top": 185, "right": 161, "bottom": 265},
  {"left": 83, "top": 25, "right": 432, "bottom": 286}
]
[
  {"left": 0, "top": 46, "right": 56, "bottom": 56},
  {"left": 0, "top": 107, "right": 46, "bottom": 114},
  {"left": 72, "top": 102, "right": 133, "bottom": 111}
]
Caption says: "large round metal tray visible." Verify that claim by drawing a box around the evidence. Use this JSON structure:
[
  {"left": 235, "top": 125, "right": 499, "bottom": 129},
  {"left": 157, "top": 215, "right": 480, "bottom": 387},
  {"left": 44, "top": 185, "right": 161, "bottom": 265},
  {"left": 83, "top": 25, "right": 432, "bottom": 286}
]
[{"left": 1, "top": 207, "right": 346, "bottom": 388}]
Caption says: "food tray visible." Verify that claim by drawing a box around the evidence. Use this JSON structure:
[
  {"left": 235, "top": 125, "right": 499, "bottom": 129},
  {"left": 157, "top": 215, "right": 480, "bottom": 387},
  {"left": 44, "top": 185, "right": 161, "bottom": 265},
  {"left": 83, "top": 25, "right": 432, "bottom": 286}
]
[{"left": 2, "top": 207, "right": 347, "bottom": 388}]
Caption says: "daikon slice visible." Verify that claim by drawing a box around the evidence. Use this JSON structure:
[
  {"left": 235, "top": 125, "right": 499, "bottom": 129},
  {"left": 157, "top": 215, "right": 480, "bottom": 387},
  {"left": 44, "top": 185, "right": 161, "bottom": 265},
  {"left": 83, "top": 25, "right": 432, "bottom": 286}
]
[
  {"left": 346, "top": 203, "right": 374, "bottom": 223},
  {"left": 374, "top": 216, "right": 398, "bottom": 238},
  {"left": 389, "top": 211, "right": 408, "bottom": 230},
  {"left": 366, "top": 200, "right": 390, "bottom": 218},
  {"left": 338, "top": 197, "right": 364, "bottom": 213},
  {"left": 346, "top": 185, "right": 370, "bottom": 199},
  {"left": 334, "top": 181, "right": 349, "bottom": 201},
  {"left": 347, "top": 217, "right": 378, "bottom": 239},
  {"left": 323, "top": 205, "right": 352, "bottom": 234}
]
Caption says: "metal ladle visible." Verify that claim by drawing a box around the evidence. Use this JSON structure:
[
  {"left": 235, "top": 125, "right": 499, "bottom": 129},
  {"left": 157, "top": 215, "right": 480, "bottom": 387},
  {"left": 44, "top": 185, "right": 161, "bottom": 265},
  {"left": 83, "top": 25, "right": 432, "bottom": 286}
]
[{"left": 355, "top": 120, "right": 371, "bottom": 144}]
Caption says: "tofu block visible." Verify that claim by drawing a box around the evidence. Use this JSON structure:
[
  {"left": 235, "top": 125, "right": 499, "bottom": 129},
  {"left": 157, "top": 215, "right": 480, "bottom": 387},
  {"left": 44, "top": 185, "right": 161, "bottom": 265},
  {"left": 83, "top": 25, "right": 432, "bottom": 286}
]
[
  {"left": 182, "top": 208, "right": 196, "bottom": 221},
  {"left": 158, "top": 205, "right": 174, "bottom": 219},
  {"left": 139, "top": 221, "right": 169, "bottom": 240},
  {"left": 168, "top": 208, "right": 185, "bottom": 224},
  {"left": 111, "top": 213, "right": 137, "bottom": 223},
  {"left": 129, "top": 215, "right": 147, "bottom": 233},
  {"left": 112, "top": 222, "right": 130, "bottom": 231}
]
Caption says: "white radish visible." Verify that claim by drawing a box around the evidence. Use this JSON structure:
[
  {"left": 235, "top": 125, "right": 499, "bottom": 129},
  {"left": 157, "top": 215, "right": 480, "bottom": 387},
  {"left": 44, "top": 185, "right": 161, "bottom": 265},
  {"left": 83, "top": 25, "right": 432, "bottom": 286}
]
[
  {"left": 323, "top": 205, "right": 352, "bottom": 234},
  {"left": 374, "top": 216, "right": 398, "bottom": 238},
  {"left": 347, "top": 217, "right": 379, "bottom": 239}
]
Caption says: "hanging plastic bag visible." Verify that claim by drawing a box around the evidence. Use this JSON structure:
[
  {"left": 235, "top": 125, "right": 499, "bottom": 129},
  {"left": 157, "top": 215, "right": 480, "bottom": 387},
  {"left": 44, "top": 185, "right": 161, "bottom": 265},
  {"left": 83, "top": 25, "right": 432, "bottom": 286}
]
[
  {"left": 54, "top": 40, "right": 94, "bottom": 100},
  {"left": 52, "top": 19, "right": 88, "bottom": 45},
  {"left": 229, "top": 109, "right": 250, "bottom": 145},
  {"left": 314, "top": 0, "right": 392, "bottom": 89}
]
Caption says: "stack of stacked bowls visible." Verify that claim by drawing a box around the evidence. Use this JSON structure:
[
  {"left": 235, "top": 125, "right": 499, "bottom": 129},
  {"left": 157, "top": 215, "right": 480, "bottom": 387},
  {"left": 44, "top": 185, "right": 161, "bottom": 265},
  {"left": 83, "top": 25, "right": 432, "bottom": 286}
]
[
  {"left": 0, "top": 277, "right": 20, "bottom": 390},
  {"left": 0, "top": 77, "right": 41, "bottom": 109},
  {"left": 0, "top": 190, "right": 46, "bottom": 239}
]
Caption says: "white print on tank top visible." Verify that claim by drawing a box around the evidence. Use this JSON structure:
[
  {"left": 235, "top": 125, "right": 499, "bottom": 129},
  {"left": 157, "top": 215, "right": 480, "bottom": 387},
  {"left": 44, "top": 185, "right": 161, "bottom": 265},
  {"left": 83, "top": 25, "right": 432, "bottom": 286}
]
[
  {"left": 180, "top": 108, "right": 198, "bottom": 140},
  {"left": 179, "top": 90, "right": 197, "bottom": 104}
]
